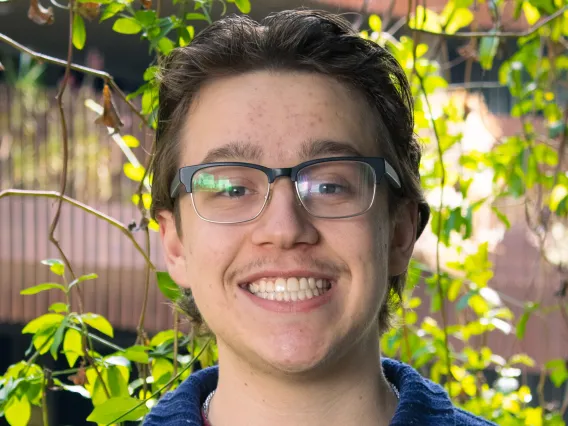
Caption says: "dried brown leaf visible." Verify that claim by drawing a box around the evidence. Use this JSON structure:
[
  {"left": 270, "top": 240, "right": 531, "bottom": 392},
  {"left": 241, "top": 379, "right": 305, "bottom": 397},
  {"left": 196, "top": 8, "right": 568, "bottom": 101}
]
[
  {"left": 141, "top": 0, "right": 152, "bottom": 10},
  {"left": 0, "top": 61, "right": 4, "bottom": 72},
  {"left": 28, "top": 0, "right": 54, "bottom": 25},
  {"left": 68, "top": 366, "right": 89, "bottom": 386},
  {"left": 77, "top": 2, "right": 100, "bottom": 21},
  {"left": 95, "top": 84, "right": 124, "bottom": 132}
]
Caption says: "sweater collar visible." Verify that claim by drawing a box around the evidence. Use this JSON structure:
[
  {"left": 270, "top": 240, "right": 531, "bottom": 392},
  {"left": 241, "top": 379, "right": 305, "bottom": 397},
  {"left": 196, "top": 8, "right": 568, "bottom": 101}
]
[{"left": 147, "top": 358, "right": 455, "bottom": 426}]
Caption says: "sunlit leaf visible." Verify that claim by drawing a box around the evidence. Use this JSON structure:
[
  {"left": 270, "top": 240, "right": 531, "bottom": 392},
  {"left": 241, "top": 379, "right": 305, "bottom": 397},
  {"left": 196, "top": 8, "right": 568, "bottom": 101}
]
[
  {"left": 41, "top": 258, "right": 65, "bottom": 276},
  {"left": 22, "top": 313, "right": 64, "bottom": 334},
  {"left": 369, "top": 14, "right": 382, "bottom": 32},
  {"left": 545, "top": 359, "right": 568, "bottom": 387},
  {"left": 113, "top": 17, "right": 143, "bottom": 34},
  {"left": 81, "top": 313, "right": 114, "bottom": 337},
  {"left": 73, "top": 14, "right": 87, "bottom": 50},
  {"left": 21, "top": 282, "right": 66, "bottom": 295},
  {"left": 68, "top": 273, "right": 98, "bottom": 290},
  {"left": 64, "top": 328, "right": 84, "bottom": 367},
  {"left": 87, "top": 396, "right": 148, "bottom": 423},
  {"left": 444, "top": 8, "right": 473, "bottom": 34},
  {"left": 124, "top": 163, "right": 146, "bottom": 182},
  {"left": 49, "top": 302, "right": 69, "bottom": 313},
  {"left": 550, "top": 184, "right": 568, "bottom": 212},
  {"left": 232, "top": 0, "right": 251, "bottom": 13},
  {"left": 5, "top": 395, "right": 31, "bottom": 426},
  {"left": 523, "top": 1, "right": 540, "bottom": 25},
  {"left": 122, "top": 135, "right": 140, "bottom": 148},
  {"left": 100, "top": 3, "right": 125, "bottom": 21},
  {"left": 121, "top": 346, "right": 149, "bottom": 364}
]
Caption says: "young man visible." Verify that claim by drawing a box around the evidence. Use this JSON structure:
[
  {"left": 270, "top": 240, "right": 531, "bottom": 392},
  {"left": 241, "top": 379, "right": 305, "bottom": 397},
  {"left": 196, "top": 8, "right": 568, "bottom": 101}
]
[{"left": 145, "top": 9, "right": 496, "bottom": 426}]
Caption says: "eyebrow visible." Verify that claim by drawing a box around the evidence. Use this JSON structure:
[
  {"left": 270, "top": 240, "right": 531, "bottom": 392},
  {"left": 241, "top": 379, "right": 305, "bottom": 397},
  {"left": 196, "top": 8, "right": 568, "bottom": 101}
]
[
  {"left": 200, "top": 139, "right": 363, "bottom": 164},
  {"left": 201, "top": 141, "right": 263, "bottom": 163}
]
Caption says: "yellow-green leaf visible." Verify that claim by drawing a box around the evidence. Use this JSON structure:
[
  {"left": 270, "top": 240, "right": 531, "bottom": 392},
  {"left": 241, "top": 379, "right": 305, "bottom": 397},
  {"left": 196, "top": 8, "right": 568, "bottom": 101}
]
[
  {"left": 522, "top": 1, "right": 540, "bottom": 25},
  {"left": 444, "top": 8, "right": 473, "bottom": 34},
  {"left": 41, "top": 258, "right": 65, "bottom": 276},
  {"left": 369, "top": 14, "right": 382, "bottom": 32},
  {"left": 122, "top": 134, "right": 140, "bottom": 148},
  {"left": 156, "top": 271, "right": 181, "bottom": 302},
  {"left": 5, "top": 396, "right": 31, "bottom": 426},
  {"left": 81, "top": 313, "right": 114, "bottom": 338},
  {"left": 73, "top": 14, "right": 86, "bottom": 50},
  {"left": 87, "top": 396, "right": 148, "bottom": 423},
  {"left": 22, "top": 313, "right": 64, "bottom": 334},
  {"left": 123, "top": 163, "right": 146, "bottom": 182},
  {"left": 550, "top": 184, "right": 568, "bottom": 212},
  {"left": 233, "top": 0, "right": 251, "bottom": 13},
  {"left": 63, "top": 328, "right": 84, "bottom": 367},
  {"left": 113, "top": 17, "right": 142, "bottom": 35},
  {"left": 21, "top": 282, "right": 66, "bottom": 295},
  {"left": 49, "top": 302, "right": 69, "bottom": 313}
]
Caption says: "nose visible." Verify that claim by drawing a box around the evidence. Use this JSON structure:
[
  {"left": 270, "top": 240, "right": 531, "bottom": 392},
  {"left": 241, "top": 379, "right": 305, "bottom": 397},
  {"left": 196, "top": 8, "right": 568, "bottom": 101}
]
[{"left": 250, "top": 178, "right": 319, "bottom": 249}]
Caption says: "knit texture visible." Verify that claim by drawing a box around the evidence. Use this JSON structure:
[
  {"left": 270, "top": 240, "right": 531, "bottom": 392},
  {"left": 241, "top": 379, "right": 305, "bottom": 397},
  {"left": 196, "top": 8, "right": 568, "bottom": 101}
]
[{"left": 143, "top": 358, "right": 497, "bottom": 426}]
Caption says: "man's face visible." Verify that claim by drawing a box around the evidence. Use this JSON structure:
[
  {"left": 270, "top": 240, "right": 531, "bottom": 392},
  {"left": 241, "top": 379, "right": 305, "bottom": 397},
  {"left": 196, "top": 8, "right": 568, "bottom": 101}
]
[{"left": 159, "top": 71, "right": 416, "bottom": 375}]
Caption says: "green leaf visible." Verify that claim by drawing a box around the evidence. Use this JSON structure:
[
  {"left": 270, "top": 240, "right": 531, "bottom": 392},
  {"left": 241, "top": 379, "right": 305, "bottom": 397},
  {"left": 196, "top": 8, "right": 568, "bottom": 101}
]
[
  {"left": 369, "top": 14, "right": 382, "bottom": 32},
  {"left": 232, "top": 0, "right": 251, "bottom": 13},
  {"left": 157, "top": 37, "right": 175, "bottom": 55},
  {"left": 68, "top": 273, "right": 98, "bottom": 290},
  {"left": 49, "top": 302, "right": 69, "bottom": 313},
  {"left": 479, "top": 35, "right": 499, "bottom": 70},
  {"left": 135, "top": 10, "right": 156, "bottom": 27},
  {"left": 491, "top": 207, "right": 511, "bottom": 229},
  {"left": 73, "top": 14, "right": 87, "bottom": 50},
  {"left": 87, "top": 396, "right": 148, "bottom": 423},
  {"left": 63, "top": 328, "right": 84, "bottom": 367},
  {"left": 41, "top": 259, "right": 65, "bottom": 276},
  {"left": 150, "top": 329, "right": 182, "bottom": 347},
  {"left": 516, "top": 302, "right": 539, "bottom": 339},
  {"left": 122, "top": 134, "right": 140, "bottom": 148},
  {"left": 81, "top": 313, "right": 114, "bottom": 337},
  {"left": 100, "top": 3, "right": 125, "bottom": 21},
  {"left": 152, "top": 358, "right": 173, "bottom": 386},
  {"left": 22, "top": 313, "right": 64, "bottom": 334},
  {"left": 5, "top": 395, "right": 31, "bottom": 426},
  {"left": 546, "top": 359, "right": 568, "bottom": 387},
  {"left": 156, "top": 271, "right": 181, "bottom": 302},
  {"left": 121, "top": 346, "right": 149, "bottom": 364},
  {"left": 20, "top": 282, "right": 66, "bottom": 295},
  {"left": 185, "top": 12, "right": 208, "bottom": 21},
  {"left": 113, "top": 17, "right": 143, "bottom": 35},
  {"left": 50, "top": 318, "right": 68, "bottom": 360},
  {"left": 124, "top": 163, "right": 146, "bottom": 182}
]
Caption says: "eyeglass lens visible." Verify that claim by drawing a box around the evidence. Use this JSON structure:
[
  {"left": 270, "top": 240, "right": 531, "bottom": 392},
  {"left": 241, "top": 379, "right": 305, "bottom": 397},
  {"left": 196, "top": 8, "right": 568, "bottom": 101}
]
[{"left": 190, "top": 161, "right": 376, "bottom": 223}]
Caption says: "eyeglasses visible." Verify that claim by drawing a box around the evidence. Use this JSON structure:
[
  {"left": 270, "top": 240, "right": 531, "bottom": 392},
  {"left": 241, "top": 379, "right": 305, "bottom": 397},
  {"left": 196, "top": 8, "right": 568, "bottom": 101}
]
[{"left": 170, "top": 155, "right": 410, "bottom": 220}]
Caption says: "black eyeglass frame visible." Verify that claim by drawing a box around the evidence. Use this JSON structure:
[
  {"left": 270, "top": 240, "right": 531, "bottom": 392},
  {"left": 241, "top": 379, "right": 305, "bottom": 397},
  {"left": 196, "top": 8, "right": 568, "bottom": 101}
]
[{"left": 169, "top": 156, "right": 430, "bottom": 238}]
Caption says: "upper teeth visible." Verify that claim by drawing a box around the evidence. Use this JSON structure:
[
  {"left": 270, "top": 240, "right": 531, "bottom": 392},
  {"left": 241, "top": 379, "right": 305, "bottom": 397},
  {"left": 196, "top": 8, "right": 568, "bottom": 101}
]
[{"left": 247, "top": 277, "right": 331, "bottom": 301}]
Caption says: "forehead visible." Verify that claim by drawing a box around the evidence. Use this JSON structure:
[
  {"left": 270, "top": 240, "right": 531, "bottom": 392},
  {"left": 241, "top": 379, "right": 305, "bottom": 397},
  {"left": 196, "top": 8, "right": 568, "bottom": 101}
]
[{"left": 180, "top": 71, "right": 381, "bottom": 164}]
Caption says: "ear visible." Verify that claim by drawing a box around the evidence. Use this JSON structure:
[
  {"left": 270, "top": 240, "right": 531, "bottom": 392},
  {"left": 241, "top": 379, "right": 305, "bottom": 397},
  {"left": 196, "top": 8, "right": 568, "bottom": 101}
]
[
  {"left": 157, "top": 210, "right": 189, "bottom": 288},
  {"left": 389, "top": 201, "right": 418, "bottom": 276}
]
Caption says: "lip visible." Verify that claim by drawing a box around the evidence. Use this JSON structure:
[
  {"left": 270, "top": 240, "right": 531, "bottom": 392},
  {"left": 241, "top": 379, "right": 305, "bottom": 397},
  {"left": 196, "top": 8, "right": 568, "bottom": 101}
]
[{"left": 239, "top": 283, "right": 335, "bottom": 313}]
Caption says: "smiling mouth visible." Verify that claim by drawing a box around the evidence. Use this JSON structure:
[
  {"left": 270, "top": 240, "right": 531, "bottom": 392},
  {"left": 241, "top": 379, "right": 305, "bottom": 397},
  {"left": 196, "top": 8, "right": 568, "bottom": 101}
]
[{"left": 243, "top": 277, "right": 333, "bottom": 302}]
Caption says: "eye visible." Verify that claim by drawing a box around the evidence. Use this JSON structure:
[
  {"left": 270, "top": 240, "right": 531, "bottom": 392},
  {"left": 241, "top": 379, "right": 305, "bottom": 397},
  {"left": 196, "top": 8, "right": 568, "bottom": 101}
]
[
  {"left": 220, "top": 186, "right": 252, "bottom": 198},
  {"left": 317, "top": 183, "right": 346, "bottom": 194}
]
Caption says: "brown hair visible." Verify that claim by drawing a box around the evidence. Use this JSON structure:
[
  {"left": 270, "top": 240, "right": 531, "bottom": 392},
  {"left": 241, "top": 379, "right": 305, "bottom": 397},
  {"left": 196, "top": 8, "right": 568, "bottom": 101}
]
[{"left": 150, "top": 9, "right": 429, "bottom": 334}]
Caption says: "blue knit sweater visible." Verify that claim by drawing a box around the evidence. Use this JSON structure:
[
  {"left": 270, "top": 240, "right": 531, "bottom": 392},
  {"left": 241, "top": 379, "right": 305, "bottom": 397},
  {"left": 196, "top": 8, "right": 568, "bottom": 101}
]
[{"left": 143, "top": 358, "right": 496, "bottom": 425}]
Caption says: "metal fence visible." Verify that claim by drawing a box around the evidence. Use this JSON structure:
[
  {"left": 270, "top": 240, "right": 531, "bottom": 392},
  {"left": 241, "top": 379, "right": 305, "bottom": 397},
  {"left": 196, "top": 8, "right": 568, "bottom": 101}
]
[{"left": 0, "top": 83, "right": 172, "bottom": 332}]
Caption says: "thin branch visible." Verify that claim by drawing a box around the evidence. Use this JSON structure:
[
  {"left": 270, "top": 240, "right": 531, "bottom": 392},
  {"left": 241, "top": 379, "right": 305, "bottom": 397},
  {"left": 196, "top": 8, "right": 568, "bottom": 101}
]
[
  {"left": 51, "top": 0, "right": 81, "bottom": 312},
  {"left": 41, "top": 370, "right": 50, "bottom": 426},
  {"left": 0, "top": 190, "right": 155, "bottom": 269},
  {"left": 408, "top": 5, "right": 568, "bottom": 38},
  {"left": 167, "top": 310, "right": 180, "bottom": 392},
  {"left": 0, "top": 32, "right": 150, "bottom": 128}
]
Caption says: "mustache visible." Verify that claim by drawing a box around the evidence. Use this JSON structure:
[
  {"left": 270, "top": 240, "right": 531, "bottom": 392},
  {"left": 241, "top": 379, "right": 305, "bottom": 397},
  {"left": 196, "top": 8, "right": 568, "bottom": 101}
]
[{"left": 227, "top": 254, "right": 349, "bottom": 282}]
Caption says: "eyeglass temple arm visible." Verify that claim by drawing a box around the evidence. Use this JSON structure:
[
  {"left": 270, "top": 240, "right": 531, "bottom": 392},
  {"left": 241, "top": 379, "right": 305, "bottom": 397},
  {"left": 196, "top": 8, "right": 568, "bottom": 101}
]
[{"left": 170, "top": 172, "right": 182, "bottom": 199}]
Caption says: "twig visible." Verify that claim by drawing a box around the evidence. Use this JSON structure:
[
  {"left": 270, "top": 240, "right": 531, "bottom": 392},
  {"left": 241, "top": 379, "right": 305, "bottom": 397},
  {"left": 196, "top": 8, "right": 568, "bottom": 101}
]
[
  {"left": 41, "top": 370, "right": 50, "bottom": 426},
  {"left": 0, "top": 190, "right": 155, "bottom": 269},
  {"left": 408, "top": 5, "right": 568, "bottom": 38},
  {"left": 137, "top": 229, "right": 152, "bottom": 335},
  {"left": 168, "top": 310, "right": 180, "bottom": 391},
  {"left": 51, "top": 0, "right": 79, "bottom": 309},
  {"left": 382, "top": 0, "right": 397, "bottom": 30},
  {"left": 67, "top": 324, "right": 126, "bottom": 352},
  {"left": 0, "top": 32, "right": 150, "bottom": 128}
]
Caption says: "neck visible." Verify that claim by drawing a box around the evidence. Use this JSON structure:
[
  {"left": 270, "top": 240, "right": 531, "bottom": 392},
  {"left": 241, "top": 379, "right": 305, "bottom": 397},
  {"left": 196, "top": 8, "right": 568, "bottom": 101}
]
[{"left": 208, "top": 335, "right": 397, "bottom": 426}]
